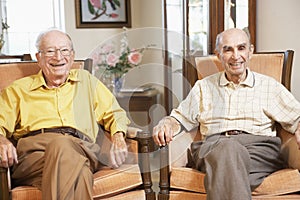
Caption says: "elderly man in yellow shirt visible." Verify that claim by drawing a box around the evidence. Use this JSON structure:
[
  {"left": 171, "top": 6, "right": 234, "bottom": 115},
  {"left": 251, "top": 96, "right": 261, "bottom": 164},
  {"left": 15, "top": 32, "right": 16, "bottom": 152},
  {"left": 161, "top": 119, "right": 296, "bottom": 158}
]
[
  {"left": 153, "top": 28, "right": 300, "bottom": 200},
  {"left": 0, "top": 29, "right": 130, "bottom": 199}
]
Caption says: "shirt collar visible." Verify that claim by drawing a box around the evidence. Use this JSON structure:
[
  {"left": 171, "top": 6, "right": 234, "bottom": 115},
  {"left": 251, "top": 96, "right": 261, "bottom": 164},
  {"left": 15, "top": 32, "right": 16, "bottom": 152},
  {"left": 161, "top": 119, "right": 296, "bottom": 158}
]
[
  {"left": 219, "top": 68, "right": 254, "bottom": 88},
  {"left": 30, "top": 69, "right": 80, "bottom": 90}
]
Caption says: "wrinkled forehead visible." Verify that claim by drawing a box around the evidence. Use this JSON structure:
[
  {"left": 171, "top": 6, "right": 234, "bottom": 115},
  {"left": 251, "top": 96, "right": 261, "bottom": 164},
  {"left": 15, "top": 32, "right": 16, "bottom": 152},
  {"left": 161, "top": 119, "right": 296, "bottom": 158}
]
[
  {"left": 39, "top": 31, "right": 72, "bottom": 49},
  {"left": 219, "top": 29, "right": 250, "bottom": 49}
]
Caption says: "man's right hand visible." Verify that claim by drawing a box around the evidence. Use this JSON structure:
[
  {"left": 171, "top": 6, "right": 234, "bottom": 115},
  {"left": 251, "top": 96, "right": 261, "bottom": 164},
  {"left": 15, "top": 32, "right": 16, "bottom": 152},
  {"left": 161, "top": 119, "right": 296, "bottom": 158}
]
[
  {"left": 153, "top": 116, "right": 181, "bottom": 146},
  {"left": 0, "top": 135, "right": 18, "bottom": 168}
]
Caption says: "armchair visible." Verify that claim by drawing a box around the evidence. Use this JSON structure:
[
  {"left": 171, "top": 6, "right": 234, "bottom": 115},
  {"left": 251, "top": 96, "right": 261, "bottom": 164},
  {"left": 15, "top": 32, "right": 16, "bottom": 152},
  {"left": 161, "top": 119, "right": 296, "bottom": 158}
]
[
  {"left": 158, "top": 50, "right": 300, "bottom": 200},
  {"left": 0, "top": 60, "right": 155, "bottom": 200}
]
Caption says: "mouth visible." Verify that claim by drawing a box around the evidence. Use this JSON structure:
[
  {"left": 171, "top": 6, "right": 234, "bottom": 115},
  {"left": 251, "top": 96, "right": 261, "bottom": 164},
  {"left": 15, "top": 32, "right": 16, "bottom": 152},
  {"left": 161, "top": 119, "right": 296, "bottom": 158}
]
[
  {"left": 229, "top": 61, "right": 245, "bottom": 70},
  {"left": 50, "top": 63, "right": 66, "bottom": 67},
  {"left": 229, "top": 61, "right": 244, "bottom": 67}
]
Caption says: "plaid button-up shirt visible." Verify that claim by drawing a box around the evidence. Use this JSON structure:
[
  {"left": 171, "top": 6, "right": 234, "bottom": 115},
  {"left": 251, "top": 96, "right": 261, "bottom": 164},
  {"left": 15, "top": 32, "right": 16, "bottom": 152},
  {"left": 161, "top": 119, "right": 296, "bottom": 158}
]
[{"left": 171, "top": 69, "right": 300, "bottom": 137}]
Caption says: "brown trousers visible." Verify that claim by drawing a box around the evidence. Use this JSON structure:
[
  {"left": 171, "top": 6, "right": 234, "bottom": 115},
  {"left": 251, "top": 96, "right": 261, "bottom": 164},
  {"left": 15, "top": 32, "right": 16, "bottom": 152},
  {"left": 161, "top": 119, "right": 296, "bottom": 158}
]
[
  {"left": 191, "top": 133, "right": 285, "bottom": 200},
  {"left": 11, "top": 133, "right": 102, "bottom": 200}
]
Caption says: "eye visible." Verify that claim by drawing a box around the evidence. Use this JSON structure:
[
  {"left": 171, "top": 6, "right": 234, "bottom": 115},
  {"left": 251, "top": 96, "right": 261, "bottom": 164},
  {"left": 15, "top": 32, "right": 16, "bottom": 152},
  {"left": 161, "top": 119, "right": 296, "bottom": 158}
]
[
  {"left": 46, "top": 49, "right": 55, "bottom": 54},
  {"left": 223, "top": 46, "right": 233, "bottom": 53},
  {"left": 61, "top": 48, "right": 70, "bottom": 53},
  {"left": 238, "top": 45, "right": 246, "bottom": 50}
]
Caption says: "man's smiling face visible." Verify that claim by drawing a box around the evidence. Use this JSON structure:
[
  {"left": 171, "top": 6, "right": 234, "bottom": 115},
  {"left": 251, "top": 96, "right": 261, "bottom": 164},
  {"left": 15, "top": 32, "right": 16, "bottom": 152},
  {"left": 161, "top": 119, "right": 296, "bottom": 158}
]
[
  {"left": 216, "top": 28, "right": 254, "bottom": 83},
  {"left": 36, "top": 30, "right": 74, "bottom": 87}
]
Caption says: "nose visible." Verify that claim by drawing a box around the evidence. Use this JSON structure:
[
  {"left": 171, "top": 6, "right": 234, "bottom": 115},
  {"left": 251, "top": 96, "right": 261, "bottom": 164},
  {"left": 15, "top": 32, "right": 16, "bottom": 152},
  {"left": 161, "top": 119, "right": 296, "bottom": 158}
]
[
  {"left": 52, "top": 49, "right": 63, "bottom": 59},
  {"left": 231, "top": 49, "right": 240, "bottom": 59}
]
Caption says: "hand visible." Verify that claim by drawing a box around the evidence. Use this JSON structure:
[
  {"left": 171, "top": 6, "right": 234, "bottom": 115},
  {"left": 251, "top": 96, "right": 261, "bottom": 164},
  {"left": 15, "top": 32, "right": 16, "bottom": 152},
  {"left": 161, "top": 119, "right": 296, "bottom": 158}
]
[
  {"left": 109, "top": 132, "right": 128, "bottom": 168},
  {"left": 0, "top": 135, "right": 18, "bottom": 168},
  {"left": 153, "top": 116, "right": 181, "bottom": 147},
  {"left": 295, "top": 122, "right": 300, "bottom": 150}
]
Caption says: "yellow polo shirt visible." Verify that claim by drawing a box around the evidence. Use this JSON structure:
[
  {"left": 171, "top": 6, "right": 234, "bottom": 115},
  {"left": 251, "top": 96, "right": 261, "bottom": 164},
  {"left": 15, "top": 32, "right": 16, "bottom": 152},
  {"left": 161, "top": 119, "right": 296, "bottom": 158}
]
[{"left": 0, "top": 69, "right": 130, "bottom": 143}]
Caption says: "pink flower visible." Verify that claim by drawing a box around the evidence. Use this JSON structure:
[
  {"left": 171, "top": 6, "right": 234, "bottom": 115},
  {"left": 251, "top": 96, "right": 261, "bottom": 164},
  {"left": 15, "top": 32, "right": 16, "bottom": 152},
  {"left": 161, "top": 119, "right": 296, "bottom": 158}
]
[
  {"left": 110, "top": 13, "right": 119, "bottom": 18},
  {"left": 106, "top": 53, "right": 119, "bottom": 67},
  {"left": 101, "top": 44, "right": 114, "bottom": 53},
  {"left": 89, "top": 0, "right": 102, "bottom": 9},
  {"left": 128, "top": 51, "right": 142, "bottom": 65}
]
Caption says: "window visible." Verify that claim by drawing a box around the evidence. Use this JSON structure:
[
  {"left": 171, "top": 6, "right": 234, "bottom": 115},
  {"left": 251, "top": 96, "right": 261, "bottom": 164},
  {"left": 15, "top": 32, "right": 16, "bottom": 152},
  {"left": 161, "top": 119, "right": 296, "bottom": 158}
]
[{"left": 0, "top": 0, "right": 64, "bottom": 58}]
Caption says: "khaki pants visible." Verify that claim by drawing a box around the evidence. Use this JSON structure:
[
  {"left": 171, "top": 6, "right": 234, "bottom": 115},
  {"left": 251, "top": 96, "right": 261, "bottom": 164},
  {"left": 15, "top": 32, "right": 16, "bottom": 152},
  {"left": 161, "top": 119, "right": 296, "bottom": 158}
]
[{"left": 11, "top": 133, "right": 102, "bottom": 200}]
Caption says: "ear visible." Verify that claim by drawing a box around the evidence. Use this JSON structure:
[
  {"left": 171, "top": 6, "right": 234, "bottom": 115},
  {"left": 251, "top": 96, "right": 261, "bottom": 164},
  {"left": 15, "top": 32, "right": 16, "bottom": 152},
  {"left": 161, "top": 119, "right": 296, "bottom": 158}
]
[
  {"left": 215, "top": 50, "right": 221, "bottom": 60},
  {"left": 249, "top": 44, "right": 254, "bottom": 58},
  {"left": 35, "top": 52, "right": 40, "bottom": 61}
]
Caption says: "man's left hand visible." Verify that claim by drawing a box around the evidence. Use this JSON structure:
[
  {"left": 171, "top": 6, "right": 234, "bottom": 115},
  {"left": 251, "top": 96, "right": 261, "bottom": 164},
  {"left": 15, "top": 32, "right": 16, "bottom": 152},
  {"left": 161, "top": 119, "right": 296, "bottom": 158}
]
[
  {"left": 295, "top": 122, "right": 300, "bottom": 150},
  {"left": 109, "top": 131, "right": 128, "bottom": 168}
]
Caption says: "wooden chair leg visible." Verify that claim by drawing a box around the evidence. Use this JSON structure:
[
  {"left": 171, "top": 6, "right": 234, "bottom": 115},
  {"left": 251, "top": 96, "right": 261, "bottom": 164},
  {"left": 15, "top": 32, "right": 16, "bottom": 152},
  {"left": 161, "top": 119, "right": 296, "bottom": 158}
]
[
  {"left": 137, "top": 131, "right": 156, "bottom": 200},
  {"left": 158, "top": 145, "right": 170, "bottom": 200},
  {"left": 0, "top": 167, "right": 10, "bottom": 200}
]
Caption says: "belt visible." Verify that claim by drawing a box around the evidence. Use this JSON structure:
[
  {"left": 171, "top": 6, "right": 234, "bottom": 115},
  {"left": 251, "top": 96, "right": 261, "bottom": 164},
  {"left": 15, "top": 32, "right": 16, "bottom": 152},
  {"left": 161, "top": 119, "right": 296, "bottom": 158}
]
[
  {"left": 24, "top": 127, "right": 92, "bottom": 142},
  {"left": 221, "top": 130, "right": 248, "bottom": 136}
]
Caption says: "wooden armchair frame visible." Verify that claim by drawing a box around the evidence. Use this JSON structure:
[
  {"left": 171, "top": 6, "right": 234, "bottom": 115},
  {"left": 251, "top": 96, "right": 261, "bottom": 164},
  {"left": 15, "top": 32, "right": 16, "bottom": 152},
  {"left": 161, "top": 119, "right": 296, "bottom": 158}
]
[
  {"left": 158, "top": 50, "right": 300, "bottom": 200},
  {"left": 0, "top": 60, "right": 155, "bottom": 200},
  {"left": 0, "top": 54, "right": 32, "bottom": 62}
]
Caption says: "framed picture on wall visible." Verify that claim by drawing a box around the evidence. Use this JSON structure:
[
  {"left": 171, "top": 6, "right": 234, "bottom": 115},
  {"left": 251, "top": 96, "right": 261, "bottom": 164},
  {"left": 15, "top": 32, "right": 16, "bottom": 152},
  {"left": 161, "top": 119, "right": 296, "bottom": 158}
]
[{"left": 75, "top": 0, "right": 131, "bottom": 28}]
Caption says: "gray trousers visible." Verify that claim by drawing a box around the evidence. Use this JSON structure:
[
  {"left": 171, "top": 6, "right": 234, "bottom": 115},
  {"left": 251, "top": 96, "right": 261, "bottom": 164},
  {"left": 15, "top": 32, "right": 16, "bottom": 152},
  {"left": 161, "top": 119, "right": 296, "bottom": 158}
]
[{"left": 190, "top": 133, "right": 285, "bottom": 200}]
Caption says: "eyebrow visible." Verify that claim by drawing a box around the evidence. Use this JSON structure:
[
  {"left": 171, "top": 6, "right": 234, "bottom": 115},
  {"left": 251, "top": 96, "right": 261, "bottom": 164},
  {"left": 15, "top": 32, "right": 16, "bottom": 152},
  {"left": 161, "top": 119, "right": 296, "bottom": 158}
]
[{"left": 222, "top": 42, "right": 248, "bottom": 50}]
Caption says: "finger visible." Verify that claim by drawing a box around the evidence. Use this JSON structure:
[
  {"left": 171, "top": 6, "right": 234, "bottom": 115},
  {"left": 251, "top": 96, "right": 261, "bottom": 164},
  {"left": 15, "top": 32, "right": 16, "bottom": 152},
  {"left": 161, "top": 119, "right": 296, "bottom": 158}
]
[
  {"left": 12, "top": 147, "right": 18, "bottom": 164},
  {"left": 6, "top": 145, "right": 14, "bottom": 166},
  {"left": 109, "top": 145, "right": 118, "bottom": 169},
  {"left": 152, "top": 126, "right": 162, "bottom": 146},
  {"left": 157, "top": 129, "right": 167, "bottom": 146},
  {"left": 114, "top": 151, "right": 124, "bottom": 167},
  {"left": 0, "top": 151, "right": 8, "bottom": 168},
  {"left": 163, "top": 124, "right": 173, "bottom": 144}
]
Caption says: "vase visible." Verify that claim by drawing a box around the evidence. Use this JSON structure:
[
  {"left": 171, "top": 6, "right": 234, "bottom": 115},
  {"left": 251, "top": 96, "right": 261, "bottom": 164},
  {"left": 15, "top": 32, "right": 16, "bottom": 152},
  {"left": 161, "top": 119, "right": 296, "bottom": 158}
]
[
  {"left": 0, "top": 40, "right": 4, "bottom": 54},
  {"left": 112, "top": 73, "right": 124, "bottom": 95}
]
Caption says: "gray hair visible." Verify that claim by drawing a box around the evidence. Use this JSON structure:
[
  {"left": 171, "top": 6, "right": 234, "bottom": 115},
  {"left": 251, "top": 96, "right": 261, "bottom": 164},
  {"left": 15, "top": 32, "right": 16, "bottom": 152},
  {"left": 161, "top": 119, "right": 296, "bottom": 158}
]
[{"left": 35, "top": 28, "right": 74, "bottom": 51}]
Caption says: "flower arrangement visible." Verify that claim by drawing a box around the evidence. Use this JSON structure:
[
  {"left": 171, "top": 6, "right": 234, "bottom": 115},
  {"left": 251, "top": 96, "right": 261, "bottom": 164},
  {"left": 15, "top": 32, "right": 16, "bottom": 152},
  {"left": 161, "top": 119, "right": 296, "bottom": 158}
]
[
  {"left": 96, "top": 28, "right": 148, "bottom": 77},
  {"left": 88, "top": 0, "right": 121, "bottom": 20},
  {"left": 92, "top": 28, "right": 152, "bottom": 93},
  {"left": 0, "top": 20, "right": 9, "bottom": 52}
]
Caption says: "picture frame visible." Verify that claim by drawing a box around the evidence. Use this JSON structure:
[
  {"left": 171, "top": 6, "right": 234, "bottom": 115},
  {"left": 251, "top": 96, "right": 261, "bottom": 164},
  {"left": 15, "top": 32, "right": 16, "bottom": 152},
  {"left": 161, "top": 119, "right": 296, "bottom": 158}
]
[{"left": 75, "top": 0, "right": 131, "bottom": 28}]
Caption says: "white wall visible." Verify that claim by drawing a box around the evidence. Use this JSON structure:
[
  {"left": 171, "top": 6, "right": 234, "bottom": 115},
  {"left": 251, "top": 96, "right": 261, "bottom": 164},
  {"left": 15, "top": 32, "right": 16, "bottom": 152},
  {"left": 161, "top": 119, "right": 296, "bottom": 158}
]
[
  {"left": 63, "top": 0, "right": 300, "bottom": 101},
  {"left": 256, "top": 0, "right": 300, "bottom": 100},
  {"left": 64, "top": 0, "right": 164, "bottom": 89}
]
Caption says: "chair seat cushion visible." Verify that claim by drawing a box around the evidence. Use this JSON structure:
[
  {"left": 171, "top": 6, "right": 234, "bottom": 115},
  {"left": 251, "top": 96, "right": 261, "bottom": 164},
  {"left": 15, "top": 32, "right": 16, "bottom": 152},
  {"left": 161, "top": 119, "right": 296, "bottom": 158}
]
[
  {"left": 11, "top": 164, "right": 142, "bottom": 200},
  {"left": 93, "top": 164, "right": 143, "bottom": 198},
  {"left": 170, "top": 167, "right": 300, "bottom": 196},
  {"left": 169, "top": 191, "right": 206, "bottom": 200},
  {"left": 11, "top": 186, "right": 41, "bottom": 200}
]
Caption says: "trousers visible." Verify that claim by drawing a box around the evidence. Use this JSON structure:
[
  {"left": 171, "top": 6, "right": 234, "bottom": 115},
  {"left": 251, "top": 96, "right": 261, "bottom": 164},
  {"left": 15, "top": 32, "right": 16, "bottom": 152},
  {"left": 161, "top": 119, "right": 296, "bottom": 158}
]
[
  {"left": 191, "top": 133, "right": 285, "bottom": 200},
  {"left": 11, "top": 133, "right": 102, "bottom": 200}
]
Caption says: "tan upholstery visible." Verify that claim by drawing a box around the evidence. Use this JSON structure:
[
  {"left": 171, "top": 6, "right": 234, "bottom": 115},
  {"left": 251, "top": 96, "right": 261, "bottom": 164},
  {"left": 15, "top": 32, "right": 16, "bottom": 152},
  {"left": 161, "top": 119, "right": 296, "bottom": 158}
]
[
  {"left": 158, "top": 50, "right": 300, "bottom": 200},
  {"left": 0, "top": 60, "right": 155, "bottom": 200}
]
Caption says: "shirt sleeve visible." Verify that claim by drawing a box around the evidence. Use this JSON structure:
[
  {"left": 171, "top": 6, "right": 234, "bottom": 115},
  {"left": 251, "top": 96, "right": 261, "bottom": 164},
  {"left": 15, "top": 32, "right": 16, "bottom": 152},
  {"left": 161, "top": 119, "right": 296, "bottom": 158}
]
[
  {"left": 266, "top": 81, "right": 300, "bottom": 134},
  {"left": 171, "top": 80, "right": 201, "bottom": 131},
  {"left": 0, "top": 86, "right": 19, "bottom": 138},
  {"left": 93, "top": 80, "right": 130, "bottom": 135}
]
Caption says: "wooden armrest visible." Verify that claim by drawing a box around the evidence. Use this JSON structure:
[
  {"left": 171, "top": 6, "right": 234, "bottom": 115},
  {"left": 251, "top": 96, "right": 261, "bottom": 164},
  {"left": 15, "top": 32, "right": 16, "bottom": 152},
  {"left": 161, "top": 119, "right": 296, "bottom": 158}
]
[
  {"left": 280, "top": 129, "right": 300, "bottom": 169},
  {"left": 0, "top": 167, "right": 9, "bottom": 200},
  {"left": 126, "top": 126, "right": 143, "bottom": 139}
]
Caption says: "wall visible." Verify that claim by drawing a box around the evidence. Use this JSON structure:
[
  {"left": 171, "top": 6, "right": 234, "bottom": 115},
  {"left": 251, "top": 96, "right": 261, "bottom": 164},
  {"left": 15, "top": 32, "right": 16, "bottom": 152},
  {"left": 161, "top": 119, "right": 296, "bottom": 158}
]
[
  {"left": 256, "top": 0, "right": 300, "bottom": 100},
  {"left": 64, "top": 0, "right": 166, "bottom": 129},
  {"left": 64, "top": 0, "right": 164, "bottom": 89},
  {"left": 64, "top": 0, "right": 300, "bottom": 101}
]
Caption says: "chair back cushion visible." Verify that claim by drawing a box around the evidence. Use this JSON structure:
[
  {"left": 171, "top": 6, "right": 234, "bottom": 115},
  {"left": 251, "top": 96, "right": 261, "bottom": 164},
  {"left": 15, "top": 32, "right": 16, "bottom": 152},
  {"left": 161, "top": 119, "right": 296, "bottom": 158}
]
[
  {"left": 0, "top": 61, "right": 85, "bottom": 91},
  {"left": 195, "top": 53, "right": 285, "bottom": 84}
]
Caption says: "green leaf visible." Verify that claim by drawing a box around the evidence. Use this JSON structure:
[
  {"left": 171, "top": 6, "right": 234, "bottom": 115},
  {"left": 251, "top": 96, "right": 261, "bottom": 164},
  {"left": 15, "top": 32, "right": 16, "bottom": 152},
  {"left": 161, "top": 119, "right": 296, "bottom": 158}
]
[
  {"left": 112, "top": 0, "right": 121, "bottom": 7},
  {"left": 88, "top": 0, "right": 95, "bottom": 14}
]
